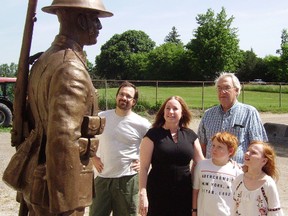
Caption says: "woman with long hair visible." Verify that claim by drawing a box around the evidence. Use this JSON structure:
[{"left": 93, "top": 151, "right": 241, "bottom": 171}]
[{"left": 138, "top": 96, "right": 205, "bottom": 216}]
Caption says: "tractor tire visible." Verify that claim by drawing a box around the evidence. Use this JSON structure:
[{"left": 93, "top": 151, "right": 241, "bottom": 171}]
[{"left": 0, "top": 103, "right": 12, "bottom": 127}]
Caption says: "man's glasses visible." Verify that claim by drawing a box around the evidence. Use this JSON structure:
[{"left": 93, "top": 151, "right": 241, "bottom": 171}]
[
  {"left": 118, "top": 92, "right": 134, "bottom": 101},
  {"left": 216, "top": 86, "right": 235, "bottom": 93}
]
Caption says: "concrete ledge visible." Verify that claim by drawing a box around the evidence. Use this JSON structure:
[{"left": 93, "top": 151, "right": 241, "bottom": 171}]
[{"left": 264, "top": 123, "right": 288, "bottom": 140}]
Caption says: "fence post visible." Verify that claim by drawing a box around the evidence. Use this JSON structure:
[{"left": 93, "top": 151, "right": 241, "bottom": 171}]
[
  {"left": 241, "top": 83, "right": 245, "bottom": 103},
  {"left": 105, "top": 80, "right": 108, "bottom": 110},
  {"left": 279, "top": 84, "right": 282, "bottom": 108},
  {"left": 156, "top": 81, "right": 158, "bottom": 107},
  {"left": 201, "top": 82, "right": 204, "bottom": 112}
]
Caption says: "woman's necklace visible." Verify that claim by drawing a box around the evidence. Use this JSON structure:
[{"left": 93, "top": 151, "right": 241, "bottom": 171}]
[
  {"left": 171, "top": 132, "right": 178, "bottom": 143},
  {"left": 163, "top": 124, "right": 179, "bottom": 143}
]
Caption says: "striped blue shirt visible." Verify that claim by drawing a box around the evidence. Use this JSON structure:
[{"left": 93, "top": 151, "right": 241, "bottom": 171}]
[{"left": 197, "top": 102, "right": 268, "bottom": 163}]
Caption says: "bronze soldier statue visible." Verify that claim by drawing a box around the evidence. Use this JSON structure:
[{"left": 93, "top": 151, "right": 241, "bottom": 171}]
[{"left": 3, "top": 0, "right": 113, "bottom": 215}]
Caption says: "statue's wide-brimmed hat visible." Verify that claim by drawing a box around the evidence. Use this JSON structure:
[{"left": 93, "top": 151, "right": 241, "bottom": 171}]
[{"left": 42, "top": 0, "right": 113, "bottom": 17}]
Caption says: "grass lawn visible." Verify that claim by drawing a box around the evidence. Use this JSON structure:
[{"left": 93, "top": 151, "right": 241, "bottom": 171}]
[{"left": 97, "top": 85, "right": 288, "bottom": 113}]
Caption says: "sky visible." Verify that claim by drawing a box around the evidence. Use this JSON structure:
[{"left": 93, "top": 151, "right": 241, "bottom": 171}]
[{"left": 1, "top": 0, "right": 288, "bottom": 65}]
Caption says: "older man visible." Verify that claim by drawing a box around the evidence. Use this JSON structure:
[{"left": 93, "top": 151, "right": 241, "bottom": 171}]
[{"left": 198, "top": 72, "right": 268, "bottom": 163}]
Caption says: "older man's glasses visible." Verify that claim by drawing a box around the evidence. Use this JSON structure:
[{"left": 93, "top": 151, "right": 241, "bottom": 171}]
[{"left": 216, "top": 86, "right": 235, "bottom": 93}]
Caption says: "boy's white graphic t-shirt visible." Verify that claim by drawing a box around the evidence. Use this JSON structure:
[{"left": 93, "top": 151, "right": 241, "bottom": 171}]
[{"left": 193, "top": 158, "right": 242, "bottom": 216}]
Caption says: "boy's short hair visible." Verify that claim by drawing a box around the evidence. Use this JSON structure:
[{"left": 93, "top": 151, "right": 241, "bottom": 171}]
[{"left": 211, "top": 132, "right": 238, "bottom": 157}]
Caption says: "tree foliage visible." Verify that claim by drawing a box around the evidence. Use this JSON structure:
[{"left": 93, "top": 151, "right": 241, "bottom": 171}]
[
  {"left": 186, "top": 7, "right": 242, "bottom": 80},
  {"left": 237, "top": 49, "right": 259, "bottom": 81},
  {"left": 2, "top": 11, "right": 288, "bottom": 83},
  {"left": 0, "top": 63, "right": 18, "bottom": 77},
  {"left": 277, "top": 29, "right": 288, "bottom": 57},
  {"left": 145, "top": 43, "right": 188, "bottom": 80},
  {"left": 262, "top": 55, "right": 281, "bottom": 82},
  {"left": 164, "top": 26, "right": 182, "bottom": 45},
  {"left": 277, "top": 29, "right": 288, "bottom": 82},
  {"left": 95, "top": 30, "right": 155, "bottom": 79},
  {"left": 125, "top": 53, "right": 149, "bottom": 80}
]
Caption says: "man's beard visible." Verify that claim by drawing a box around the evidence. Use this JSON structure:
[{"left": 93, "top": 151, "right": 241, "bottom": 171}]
[{"left": 117, "top": 100, "right": 130, "bottom": 111}]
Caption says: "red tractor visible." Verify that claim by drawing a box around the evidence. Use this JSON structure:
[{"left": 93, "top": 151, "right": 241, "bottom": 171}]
[{"left": 0, "top": 77, "right": 16, "bottom": 127}]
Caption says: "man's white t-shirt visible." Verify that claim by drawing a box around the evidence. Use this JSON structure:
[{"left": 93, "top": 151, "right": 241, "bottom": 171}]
[{"left": 96, "top": 109, "right": 151, "bottom": 178}]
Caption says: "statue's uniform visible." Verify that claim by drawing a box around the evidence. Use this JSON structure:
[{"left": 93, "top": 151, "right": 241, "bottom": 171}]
[{"left": 24, "top": 34, "right": 97, "bottom": 215}]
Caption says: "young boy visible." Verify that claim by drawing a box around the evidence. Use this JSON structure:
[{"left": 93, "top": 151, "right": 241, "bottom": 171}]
[{"left": 192, "top": 132, "right": 243, "bottom": 216}]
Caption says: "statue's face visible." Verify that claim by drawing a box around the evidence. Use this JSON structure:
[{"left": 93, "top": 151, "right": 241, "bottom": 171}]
[{"left": 85, "top": 13, "right": 102, "bottom": 45}]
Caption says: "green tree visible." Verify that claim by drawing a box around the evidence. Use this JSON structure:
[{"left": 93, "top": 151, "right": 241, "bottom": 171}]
[
  {"left": 277, "top": 29, "right": 288, "bottom": 56},
  {"left": 95, "top": 30, "right": 155, "bottom": 79},
  {"left": 145, "top": 43, "right": 188, "bottom": 80},
  {"left": 0, "top": 63, "right": 18, "bottom": 77},
  {"left": 186, "top": 7, "right": 242, "bottom": 80},
  {"left": 164, "top": 26, "right": 182, "bottom": 45},
  {"left": 253, "top": 59, "right": 269, "bottom": 82},
  {"left": 126, "top": 52, "right": 149, "bottom": 80},
  {"left": 237, "top": 49, "right": 260, "bottom": 81},
  {"left": 277, "top": 29, "right": 288, "bottom": 82},
  {"left": 263, "top": 55, "right": 281, "bottom": 82}
]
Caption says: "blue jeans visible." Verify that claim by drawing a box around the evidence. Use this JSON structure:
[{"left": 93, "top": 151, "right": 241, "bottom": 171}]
[{"left": 89, "top": 174, "right": 139, "bottom": 216}]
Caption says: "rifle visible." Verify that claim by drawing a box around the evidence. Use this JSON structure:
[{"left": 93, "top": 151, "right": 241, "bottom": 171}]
[
  {"left": 12, "top": 1, "right": 38, "bottom": 215},
  {"left": 11, "top": 0, "right": 38, "bottom": 147}
]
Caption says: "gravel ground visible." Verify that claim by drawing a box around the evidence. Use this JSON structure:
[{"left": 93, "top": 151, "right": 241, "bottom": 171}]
[{"left": 0, "top": 113, "right": 287, "bottom": 215}]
